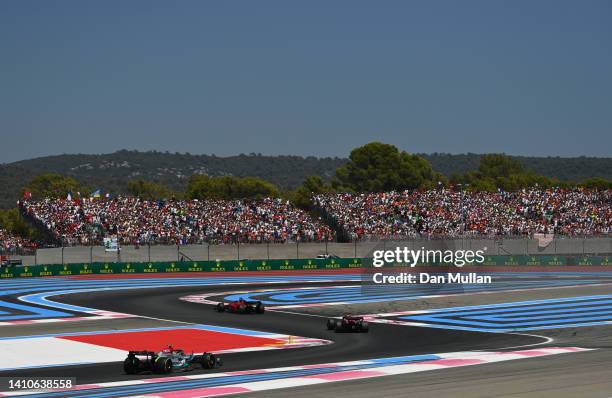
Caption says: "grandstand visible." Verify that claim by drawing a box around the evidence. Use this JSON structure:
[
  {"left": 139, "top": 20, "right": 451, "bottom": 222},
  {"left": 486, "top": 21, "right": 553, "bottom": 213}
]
[
  {"left": 7, "top": 187, "right": 609, "bottom": 248},
  {"left": 314, "top": 188, "right": 611, "bottom": 241},
  {"left": 20, "top": 197, "right": 335, "bottom": 246},
  {"left": 0, "top": 228, "right": 36, "bottom": 253},
  {"left": 0, "top": 188, "right": 610, "bottom": 265}
]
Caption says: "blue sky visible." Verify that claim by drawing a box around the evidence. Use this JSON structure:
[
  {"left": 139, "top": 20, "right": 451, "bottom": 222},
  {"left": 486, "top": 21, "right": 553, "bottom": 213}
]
[{"left": 1, "top": 0, "right": 610, "bottom": 162}]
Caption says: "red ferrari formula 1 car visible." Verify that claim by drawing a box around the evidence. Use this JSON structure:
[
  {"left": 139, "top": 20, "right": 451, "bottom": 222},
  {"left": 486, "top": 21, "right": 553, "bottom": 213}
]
[
  {"left": 215, "top": 298, "right": 265, "bottom": 314},
  {"left": 327, "top": 315, "right": 369, "bottom": 333}
]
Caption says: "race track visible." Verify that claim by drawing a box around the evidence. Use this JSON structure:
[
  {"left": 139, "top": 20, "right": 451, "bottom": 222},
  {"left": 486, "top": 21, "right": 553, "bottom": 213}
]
[
  {"left": 0, "top": 272, "right": 610, "bottom": 397},
  {"left": 0, "top": 283, "right": 540, "bottom": 383}
]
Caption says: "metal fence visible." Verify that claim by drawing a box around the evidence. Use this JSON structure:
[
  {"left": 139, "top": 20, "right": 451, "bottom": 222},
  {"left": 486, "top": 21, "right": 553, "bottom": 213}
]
[{"left": 5, "top": 236, "right": 611, "bottom": 266}]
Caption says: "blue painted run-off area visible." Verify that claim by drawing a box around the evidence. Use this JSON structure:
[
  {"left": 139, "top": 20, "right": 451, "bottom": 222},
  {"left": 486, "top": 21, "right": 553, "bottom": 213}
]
[
  {"left": 399, "top": 295, "right": 612, "bottom": 332},
  {"left": 223, "top": 278, "right": 608, "bottom": 306}
]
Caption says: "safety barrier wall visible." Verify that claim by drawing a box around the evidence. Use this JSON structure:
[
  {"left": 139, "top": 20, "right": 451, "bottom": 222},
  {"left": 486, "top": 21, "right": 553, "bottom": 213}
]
[
  {"left": 0, "top": 258, "right": 364, "bottom": 278},
  {"left": 1, "top": 255, "right": 612, "bottom": 278},
  {"left": 7, "top": 237, "right": 612, "bottom": 266},
  {"left": 480, "top": 254, "right": 611, "bottom": 266},
  {"left": 378, "top": 254, "right": 612, "bottom": 267}
]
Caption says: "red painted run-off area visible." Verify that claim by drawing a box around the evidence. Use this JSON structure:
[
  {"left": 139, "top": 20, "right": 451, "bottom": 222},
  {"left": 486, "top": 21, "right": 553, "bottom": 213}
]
[{"left": 60, "top": 328, "right": 285, "bottom": 353}]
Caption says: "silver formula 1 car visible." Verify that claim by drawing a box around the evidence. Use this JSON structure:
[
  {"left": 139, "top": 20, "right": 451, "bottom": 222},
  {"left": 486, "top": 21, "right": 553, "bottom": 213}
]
[{"left": 124, "top": 346, "right": 222, "bottom": 374}]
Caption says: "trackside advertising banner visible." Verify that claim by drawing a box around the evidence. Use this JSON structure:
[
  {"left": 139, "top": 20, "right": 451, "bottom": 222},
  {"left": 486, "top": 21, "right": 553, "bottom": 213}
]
[
  {"left": 0, "top": 257, "right": 364, "bottom": 278},
  {"left": 1, "top": 255, "right": 610, "bottom": 278}
]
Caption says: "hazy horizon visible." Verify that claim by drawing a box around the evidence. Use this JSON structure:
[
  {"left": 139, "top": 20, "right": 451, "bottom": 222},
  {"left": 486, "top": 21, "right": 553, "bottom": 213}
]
[{"left": 3, "top": 147, "right": 612, "bottom": 166}]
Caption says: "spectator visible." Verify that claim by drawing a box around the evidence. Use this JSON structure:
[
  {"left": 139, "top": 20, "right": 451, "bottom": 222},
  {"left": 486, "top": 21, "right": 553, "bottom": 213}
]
[
  {"left": 313, "top": 188, "right": 612, "bottom": 240},
  {"left": 0, "top": 228, "right": 36, "bottom": 253},
  {"left": 21, "top": 197, "right": 334, "bottom": 246}
]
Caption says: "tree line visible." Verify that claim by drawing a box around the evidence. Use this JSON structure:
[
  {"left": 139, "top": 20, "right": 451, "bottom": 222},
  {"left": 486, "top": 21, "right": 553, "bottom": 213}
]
[
  {"left": 2, "top": 142, "right": 610, "bottom": 240},
  {"left": 13, "top": 142, "right": 612, "bottom": 204},
  {"left": 2, "top": 148, "right": 610, "bottom": 209}
]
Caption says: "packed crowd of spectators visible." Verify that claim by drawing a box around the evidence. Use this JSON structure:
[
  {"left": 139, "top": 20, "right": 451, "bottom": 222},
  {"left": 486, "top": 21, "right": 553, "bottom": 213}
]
[
  {"left": 16, "top": 188, "right": 612, "bottom": 246},
  {"left": 0, "top": 228, "right": 36, "bottom": 253},
  {"left": 21, "top": 197, "right": 335, "bottom": 246},
  {"left": 313, "top": 188, "right": 612, "bottom": 240}
]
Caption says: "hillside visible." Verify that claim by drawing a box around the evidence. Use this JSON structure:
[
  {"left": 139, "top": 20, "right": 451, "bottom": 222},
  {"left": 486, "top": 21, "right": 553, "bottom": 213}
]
[
  {"left": 0, "top": 150, "right": 610, "bottom": 208},
  {"left": 0, "top": 151, "right": 345, "bottom": 208},
  {"left": 421, "top": 153, "right": 612, "bottom": 182}
]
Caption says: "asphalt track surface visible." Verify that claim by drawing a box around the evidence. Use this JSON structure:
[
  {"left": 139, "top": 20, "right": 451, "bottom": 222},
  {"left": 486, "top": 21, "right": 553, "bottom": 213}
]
[
  {"left": 0, "top": 282, "right": 541, "bottom": 385},
  {"left": 237, "top": 348, "right": 612, "bottom": 398},
  {"left": 3, "top": 275, "right": 612, "bottom": 398}
]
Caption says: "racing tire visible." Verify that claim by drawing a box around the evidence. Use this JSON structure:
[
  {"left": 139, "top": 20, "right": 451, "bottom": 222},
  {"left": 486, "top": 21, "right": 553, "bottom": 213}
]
[
  {"left": 200, "top": 353, "right": 215, "bottom": 369},
  {"left": 326, "top": 319, "right": 335, "bottom": 330},
  {"left": 123, "top": 356, "right": 140, "bottom": 374},
  {"left": 255, "top": 302, "right": 265, "bottom": 314},
  {"left": 216, "top": 303, "right": 225, "bottom": 312},
  {"left": 360, "top": 322, "right": 369, "bottom": 333},
  {"left": 154, "top": 357, "right": 173, "bottom": 374},
  {"left": 334, "top": 322, "right": 344, "bottom": 333}
]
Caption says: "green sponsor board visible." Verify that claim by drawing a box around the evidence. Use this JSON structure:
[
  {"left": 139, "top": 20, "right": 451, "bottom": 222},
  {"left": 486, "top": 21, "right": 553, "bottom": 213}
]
[
  {"left": 541, "top": 255, "right": 566, "bottom": 266},
  {"left": 572, "top": 256, "right": 608, "bottom": 266},
  {"left": 0, "top": 255, "right": 609, "bottom": 278},
  {"left": 478, "top": 255, "right": 570, "bottom": 266},
  {"left": 0, "top": 257, "right": 365, "bottom": 278},
  {"left": 502, "top": 256, "right": 523, "bottom": 266},
  {"left": 36, "top": 265, "right": 55, "bottom": 277},
  {"left": 481, "top": 255, "right": 499, "bottom": 266},
  {"left": 525, "top": 256, "right": 542, "bottom": 266},
  {"left": 0, "top": 267, "right": 14, "bottom": 278}
]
